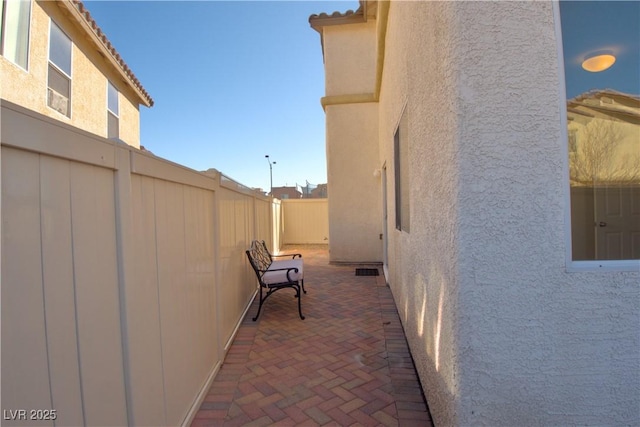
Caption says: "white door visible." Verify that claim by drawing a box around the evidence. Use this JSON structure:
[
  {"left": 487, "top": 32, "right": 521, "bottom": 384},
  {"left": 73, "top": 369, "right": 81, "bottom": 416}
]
[{"left": 382, "top": 166, "right": 389, "bottom": 278}]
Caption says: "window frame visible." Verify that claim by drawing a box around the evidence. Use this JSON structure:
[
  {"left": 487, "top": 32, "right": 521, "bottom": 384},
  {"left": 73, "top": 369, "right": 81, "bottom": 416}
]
[
  {"left": 0, "top": 0, "right": 32, "bottom": 71},
  {"left": 554, "top": 1, "right": 640, "bottom": 272},
  {"left": 394, "top": 125, "right": 402, "bottom": 231},
  {"left": 394, "top": 107, "right": 410, "bottom": 233},
  {"left": 47, "top": 19, "right": 72, "bottom": 118},
  {"left": 107, "top": 80, "right": 119, "bottom": 139}
]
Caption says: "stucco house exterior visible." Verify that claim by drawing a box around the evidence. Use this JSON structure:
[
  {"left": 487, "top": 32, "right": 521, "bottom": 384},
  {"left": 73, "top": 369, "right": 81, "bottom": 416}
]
[
  {"left": 310, "top": 1, "right": 639, "bottom": 426},
  {"left": 1, "top": 0, "right": 153, "bottom": 147}
]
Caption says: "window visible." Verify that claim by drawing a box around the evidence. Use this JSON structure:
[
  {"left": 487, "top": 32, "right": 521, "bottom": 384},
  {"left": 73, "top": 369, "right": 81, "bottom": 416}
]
[
  {"left": 394, "top": 111, "right": 410, "bottom": 232},
  {"left": 1, "top": 0, "right": 32, "bottom": 69},
  {"left": 107, "top": 81, "right": 119, "bottom": 139},
  {"left": 48, "top": 21, "right": 71, "bottom": 117},
  {"left": 559, "top": 1, "right": 640, "bottom": 262}
]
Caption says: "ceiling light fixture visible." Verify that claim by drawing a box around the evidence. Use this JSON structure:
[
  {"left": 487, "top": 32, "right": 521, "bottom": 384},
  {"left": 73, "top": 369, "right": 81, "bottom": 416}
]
[{"left": 582, "top": 52, "right": 616, "bottom": 72}]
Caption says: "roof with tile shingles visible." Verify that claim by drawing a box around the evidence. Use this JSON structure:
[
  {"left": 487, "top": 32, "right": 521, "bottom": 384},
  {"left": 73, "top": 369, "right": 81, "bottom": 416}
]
[
  {"left": 308, "top": 0, "right": 366, "bottom": 31},
  {"left": 62, "top": 0, "right": 154, "bottom": 107}
]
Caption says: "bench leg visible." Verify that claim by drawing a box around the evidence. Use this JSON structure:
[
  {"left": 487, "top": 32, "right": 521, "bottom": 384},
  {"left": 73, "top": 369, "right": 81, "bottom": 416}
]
[
  {"left": 296, "top": 283, "right": 305, "bottom": 320},
  {"left": 253, "top": 284, "right": 305, "bottom": 321}
]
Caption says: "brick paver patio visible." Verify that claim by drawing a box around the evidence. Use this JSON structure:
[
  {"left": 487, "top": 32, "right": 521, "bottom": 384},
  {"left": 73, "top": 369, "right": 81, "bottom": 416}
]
[{"left": 191, "top": 245, "right": 433, "bottom": 426}]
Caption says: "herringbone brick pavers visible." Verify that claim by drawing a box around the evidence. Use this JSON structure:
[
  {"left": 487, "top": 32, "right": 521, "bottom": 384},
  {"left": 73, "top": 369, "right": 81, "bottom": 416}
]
[{"left": 191, "top": 245, "right": 432, "bottom": 427}]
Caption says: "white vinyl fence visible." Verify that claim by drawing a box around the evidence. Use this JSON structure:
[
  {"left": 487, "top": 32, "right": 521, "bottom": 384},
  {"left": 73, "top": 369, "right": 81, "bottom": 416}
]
[
  {"left": 281, "top": 198, "right": 329, "bottom": 244},
  {"left": 1, "top": 101, "right": 280, "bottom": 427}
]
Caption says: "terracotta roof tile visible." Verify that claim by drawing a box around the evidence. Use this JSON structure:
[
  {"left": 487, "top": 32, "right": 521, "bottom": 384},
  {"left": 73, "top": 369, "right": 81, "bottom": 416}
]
[
  {"left": 70, "top": 0, "right": 154, "bottom": 107},
  {"left": 308, "top": 1, "right": 368, "bottom": 32},
  {"left": 308, "top": 8, "right": 361, "bottom": 20}
]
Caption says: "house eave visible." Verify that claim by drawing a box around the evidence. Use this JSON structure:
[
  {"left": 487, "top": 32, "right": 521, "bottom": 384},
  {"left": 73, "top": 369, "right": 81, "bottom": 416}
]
[
  {"left": 308, "top": 1, "right": 368, "bottom": 34},
  {"left": 55, "top": 0, "right": 154, "bottom": 107},
  {"left": 309, "top": 1, "right": 371, "bottom": 62},
  {"left": 308, "top": 0, "right": 389, "bottom": 104}
]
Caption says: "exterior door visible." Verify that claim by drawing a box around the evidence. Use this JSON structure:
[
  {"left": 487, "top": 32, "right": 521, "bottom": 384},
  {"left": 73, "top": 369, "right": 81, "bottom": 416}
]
[
  {"left": 594, "top": 185, "right": 640, "bottom": 259},
  {"left": 382, "top": 166, "right": 389, "bottom": 279}
]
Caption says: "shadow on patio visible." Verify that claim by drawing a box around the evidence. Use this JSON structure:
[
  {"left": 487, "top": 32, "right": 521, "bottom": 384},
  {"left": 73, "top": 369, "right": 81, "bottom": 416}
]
[{"left": 191, "top": 245, "right": 433, "bottom": 426}]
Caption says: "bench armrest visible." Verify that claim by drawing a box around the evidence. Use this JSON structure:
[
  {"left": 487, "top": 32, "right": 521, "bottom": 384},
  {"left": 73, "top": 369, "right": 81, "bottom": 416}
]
[
  {"left": 271, "top": 253, "right": 302, "bottom": 259},
  {"left": 261, "top": 266, "right": 301, "bottom": 284}
]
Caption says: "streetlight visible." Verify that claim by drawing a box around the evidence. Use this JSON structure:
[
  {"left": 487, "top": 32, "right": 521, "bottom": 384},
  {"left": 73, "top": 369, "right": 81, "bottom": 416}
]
[{"left": 265, "top": 155, "right": 276, "bottom": 196}]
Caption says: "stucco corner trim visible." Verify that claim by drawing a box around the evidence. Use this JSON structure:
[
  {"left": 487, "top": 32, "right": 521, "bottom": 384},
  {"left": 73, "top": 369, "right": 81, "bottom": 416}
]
[{"left": 321, "top": 93, "right": 377, "bottom": 110}]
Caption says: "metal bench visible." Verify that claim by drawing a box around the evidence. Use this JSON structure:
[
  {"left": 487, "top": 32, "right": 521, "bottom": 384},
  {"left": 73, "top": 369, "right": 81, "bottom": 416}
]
[
  {"left": 246, "top": 240, "right": 305, "bottom": 320},
  {"left": 258, "top": 240, "right": 306, "bottom": 294}
]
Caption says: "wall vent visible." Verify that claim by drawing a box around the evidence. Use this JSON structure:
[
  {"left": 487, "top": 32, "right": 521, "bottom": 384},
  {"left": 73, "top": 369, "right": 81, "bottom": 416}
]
[{"left": 355, "top": 268, "right": 379, "bottom": 276}]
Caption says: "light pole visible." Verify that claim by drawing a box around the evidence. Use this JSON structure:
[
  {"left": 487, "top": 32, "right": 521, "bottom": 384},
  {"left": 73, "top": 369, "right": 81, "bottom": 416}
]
[{"left": 265, "top": 155, "right": 276, "bottom": 196}]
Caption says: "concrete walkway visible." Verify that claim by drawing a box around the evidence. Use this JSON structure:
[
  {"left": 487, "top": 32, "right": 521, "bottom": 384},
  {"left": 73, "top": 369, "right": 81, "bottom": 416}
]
[{"left": 191, "top": 245, "right": 433, "bottom": 426}]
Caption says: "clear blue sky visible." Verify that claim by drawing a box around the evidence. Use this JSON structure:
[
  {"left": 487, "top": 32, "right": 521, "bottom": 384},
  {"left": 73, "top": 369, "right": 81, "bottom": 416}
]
[{"left": 84, "top": 0, "right": 358, "bottom": 192}]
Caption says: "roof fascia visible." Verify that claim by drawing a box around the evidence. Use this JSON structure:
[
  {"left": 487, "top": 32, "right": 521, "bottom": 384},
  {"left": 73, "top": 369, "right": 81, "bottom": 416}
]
[
  {"left": 309, "top": 1, "right": 368, "bottom": 62},
  {"left": 309, "top": 1, "right": 368, "bottom": 33},
  {"left": 55, "top": 0, "right": 154, "bottom": 107}
]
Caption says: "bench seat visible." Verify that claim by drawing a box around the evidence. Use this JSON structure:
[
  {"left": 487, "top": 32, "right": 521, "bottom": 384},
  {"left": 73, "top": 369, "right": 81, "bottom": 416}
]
[
  {"left": 260, "top": 241, "right": 306, "bottom": 293},
  {"left": 263, "top": 259, "right": 304, "bottom": 285}
]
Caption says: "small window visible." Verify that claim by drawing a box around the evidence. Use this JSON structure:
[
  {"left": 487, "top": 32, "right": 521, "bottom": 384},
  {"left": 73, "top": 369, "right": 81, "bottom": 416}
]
[
  {"left": 47, "top": 21, "right": 71, "bottom": 117},
  {"left": 559, "top": 1, "right": 640, "bottom": 262},
  {"left": 1, "top": 0, "right": 32, "bottom": 70},
  {"left": 394, "top": 111, "right": 410, "bottom": 232},
  {"left": 107, "top": 81, "right": 119, "bottom": 139}
]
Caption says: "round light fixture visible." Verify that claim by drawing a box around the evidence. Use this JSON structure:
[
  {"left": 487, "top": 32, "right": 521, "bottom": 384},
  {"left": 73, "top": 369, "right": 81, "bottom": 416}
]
[{"left": 582, "top": 53, "right": 616, "bottom": 72}]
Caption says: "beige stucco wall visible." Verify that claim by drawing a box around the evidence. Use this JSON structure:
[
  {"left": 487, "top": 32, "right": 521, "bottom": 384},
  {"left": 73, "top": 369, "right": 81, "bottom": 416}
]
[
  {"left": 378, "top": 1, "right": 461, "bottom": 423},
  {"left": 376, "top": 1, "right": 639, "bottom": 426},
  {"left": 0, "top": 1, "right": 141, "bottom": 147},
  {"left": 323, "top": 21, "right": 377, "bottom": 97},
  {"left": 326, "top": 102, "right": 381, "bottom": 262},
  {"left": 322, "top": 19, "right": 382, "bottom": 263},
  {"left": 0, "top": 1, "right": 49, "bottom": 115}
]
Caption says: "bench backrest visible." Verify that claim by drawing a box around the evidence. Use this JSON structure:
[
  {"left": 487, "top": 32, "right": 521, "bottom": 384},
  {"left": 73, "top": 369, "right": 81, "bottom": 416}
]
[{"left": 247, "top": 240, "right": 271, "bottom": 273}]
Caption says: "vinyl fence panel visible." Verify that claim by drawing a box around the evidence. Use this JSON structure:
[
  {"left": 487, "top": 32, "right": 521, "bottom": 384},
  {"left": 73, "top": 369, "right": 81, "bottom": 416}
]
[
  {"left": 217, "top": 186, "right": 258, "bottom": 348},
  {"left": 1, "top": 101, "right": 276, "bottom": 427},
  {"left": 128, "top": 173, "right": 167, "bottom": 426},
  {"left": 2, "top": 147, "right": 58, "bottom": 427},
  {"left": 281, "top": 199, "right": 329, "bottom": 244},
  {"left": 1, "top": 145, "right": 128, "bottom": 426}
]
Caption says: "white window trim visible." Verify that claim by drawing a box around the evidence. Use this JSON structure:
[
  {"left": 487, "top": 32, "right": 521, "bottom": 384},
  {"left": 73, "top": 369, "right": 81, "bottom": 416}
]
[
  {"left": 554, "top": 1, "right": 640, "bottom": 273},
  {"left": 107, "top": 80, "right": 119, "bottom": 117},
  {"left": 107, "top": 80, "right": 119, "bottom": 139},
  {"left": 46, "top": 19, "right": 72, "bottom": 119},
  {"left": 1, "top": 0, "right": 32, "bottom": 72},
  {"left": 394, "top": 100, "right": 409, "bottom": 233}
]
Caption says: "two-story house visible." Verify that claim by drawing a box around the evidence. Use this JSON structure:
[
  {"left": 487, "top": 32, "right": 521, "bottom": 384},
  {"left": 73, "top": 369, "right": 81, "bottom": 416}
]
[
  {"left": 1, "top": 0, "right": 153, "bottom": 147},
  {"left": 310, "top": 1, "right": 639, "bottom": 426}
]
